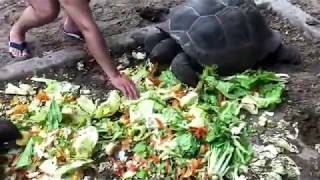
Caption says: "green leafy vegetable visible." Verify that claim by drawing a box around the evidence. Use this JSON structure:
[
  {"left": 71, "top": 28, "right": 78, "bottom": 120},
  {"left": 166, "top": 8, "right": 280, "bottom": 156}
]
[
  {"left": 162, "top": 107, "right": 186, "bottom": 130},
  {"left": 133, "top": 142, "right": 148, "bottom": 157},
  {"left": 180, "top": 91, "right": 199, "bottom": 107},
  {"left": 77, "top": 95, "right": 96, "bottom": 114},
  {"left": 208, "top": 142, "right": 234, "bottom": 179},
  {"left": 159, "top": 70, "right": 180, "bottom": 87},
  {"left": 136, "top": 169, "right": 148, "bottom": 179},
  {"left": 5, "top": 62, "right": 287, "bottom": 179},
  {"left": 55, "top": 160, "right": 93, "bottom": 176},
  {"left": 73, "top": 126, "right": 99, "bottom": 159},
  {"left": 16, "top": 137, "right": 34, "bottom": 168},
  {"left": 46, "top": 100, "right": 62, "bottom": 130},
  {"left": 175, "top": 132, "right": 200, "bottom": 158},
  {"left": 31, "top": 77, "right": 80, "bottom": 94},
  {"left": 94, "top": 90, "right": 121, "bottom": 118},
  {"left": 61, "top": 104, "right": 90, "bottom": 126}
]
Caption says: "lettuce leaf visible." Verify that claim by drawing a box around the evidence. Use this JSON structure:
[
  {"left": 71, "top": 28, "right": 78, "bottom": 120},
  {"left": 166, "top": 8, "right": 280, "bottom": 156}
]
[
  {"left": 162, "top": 108, "right": 186, "bottom": 130},
  {"left": 94, "top": 90, "right": 121, "bottom": 118},
  {"left": 133, "top": 142, "right": 148, "bottom": 157},
  {"left": 16, "top": 137, "right": 34, "bottom": 168},
  {"left": 208, "top": 142, "right": 234, "bottom": 178},
  {"left": 61, "top": 104, "right": 91, "bottom": 126},
  {"left": 175, "top": 132, "right": 200, "bottom": 158},
  {"left": 241, "top": 83, "right": 285, "bottom": 113},
  {"left": 77, "top": 95, "right": 96, "bottom": 115},
  {"left": 159, "top": 70, "right": 180, "bottom": 87},
  {"left": 55, "top": 159, "right": 93, "bottom": 176},
  {"left": 46, "top": 100, "right": 62, "bottom": 130},
  {"left": 73, "top": 126, "right": 99, "bottom": 159}
]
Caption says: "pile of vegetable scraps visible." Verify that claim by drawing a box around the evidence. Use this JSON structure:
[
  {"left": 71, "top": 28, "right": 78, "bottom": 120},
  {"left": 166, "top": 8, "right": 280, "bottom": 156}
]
[{"left": 1, "top": 61, "right": 290, "bottom": 179}]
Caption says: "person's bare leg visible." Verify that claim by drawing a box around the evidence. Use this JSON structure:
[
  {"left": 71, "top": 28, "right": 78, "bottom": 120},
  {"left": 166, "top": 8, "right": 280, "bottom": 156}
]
[
  {"left": 64, "top": 16, "right": 80, "bottom": 33},
  {"left": 58, "top": 0, "right": 139, "bottom": 99},
  {"left": 9, "top": 0, "right": 60, "bottom": 57},
  {"left": 63, "top": 0, "right": 90, "bottom": 34}
]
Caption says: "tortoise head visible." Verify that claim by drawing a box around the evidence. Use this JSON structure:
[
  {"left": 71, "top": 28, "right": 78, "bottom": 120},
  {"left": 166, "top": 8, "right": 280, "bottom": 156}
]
[{"left": 0, "top": 119, "right": 22, "bottom": 147}]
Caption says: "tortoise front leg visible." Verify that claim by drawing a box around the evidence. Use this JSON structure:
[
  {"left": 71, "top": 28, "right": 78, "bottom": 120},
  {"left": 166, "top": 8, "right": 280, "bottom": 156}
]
[
  {"left": 144, "top": 31, "right": 181, "bottom": 64},
  {"left": 170, "top": 52, "right": 203, "bottom": 87},
  {"left": 271, "top": 44, "right": 301, "bottom": 65},
  {"left": 144, "top": 30, "right": 169, "bottom": 54},
  {"left": 150, "top": 38, "right": 181, "bottom": 64}
]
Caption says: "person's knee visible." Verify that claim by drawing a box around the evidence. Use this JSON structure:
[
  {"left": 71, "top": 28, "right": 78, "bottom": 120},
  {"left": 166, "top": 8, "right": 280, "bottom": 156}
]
[{"left": 34, "top": 3, "right": 60, "bottom": 22}]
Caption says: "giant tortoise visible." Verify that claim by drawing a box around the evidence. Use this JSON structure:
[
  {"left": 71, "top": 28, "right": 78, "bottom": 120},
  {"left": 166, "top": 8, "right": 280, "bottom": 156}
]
[{"left": 144, "top": 0, "right": 299, "bottom": 86}]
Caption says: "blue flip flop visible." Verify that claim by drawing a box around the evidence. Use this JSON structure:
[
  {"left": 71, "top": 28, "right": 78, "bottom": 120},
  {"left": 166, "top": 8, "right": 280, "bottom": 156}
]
[
  {"left": 63, "top": 30, "right": 84, "bottom": 41},
  {"left": 8, "top": 40, "right": 30, "bottom": 58}
]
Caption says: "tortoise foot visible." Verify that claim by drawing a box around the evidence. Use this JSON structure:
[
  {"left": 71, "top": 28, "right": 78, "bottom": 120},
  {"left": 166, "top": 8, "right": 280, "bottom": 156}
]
[
  {"left": 170, "top": 52, "right": 202, "bottom": 87},
  {"left": 274, "top": 44, "right": 301, "bottom": 65}
]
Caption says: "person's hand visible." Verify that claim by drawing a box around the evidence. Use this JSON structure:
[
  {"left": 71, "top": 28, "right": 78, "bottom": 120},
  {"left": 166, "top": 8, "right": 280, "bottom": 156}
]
[{"left": 110, "top": 74, "right": 139, "bottom": 99}]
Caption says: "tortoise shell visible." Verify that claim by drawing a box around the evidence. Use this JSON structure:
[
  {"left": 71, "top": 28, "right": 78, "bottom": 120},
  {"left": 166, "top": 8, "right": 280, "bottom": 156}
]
[{"left": 160, "top": 0, "right": 281, "bottom": 74}]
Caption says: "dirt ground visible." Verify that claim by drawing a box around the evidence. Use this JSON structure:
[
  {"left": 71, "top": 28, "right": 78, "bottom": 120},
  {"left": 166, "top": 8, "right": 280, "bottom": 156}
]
[
  {"left": 292, "top": 0, "right": 320, "bottom": 19},
  {"left": 1, "top": 0, "right": 320, "bottom": 179},
  {"left": 0, "top": 0, "right": 181, "bottom": 66},
  {"left": 260, "top": 1, "right": 320, "bottom": 178}
]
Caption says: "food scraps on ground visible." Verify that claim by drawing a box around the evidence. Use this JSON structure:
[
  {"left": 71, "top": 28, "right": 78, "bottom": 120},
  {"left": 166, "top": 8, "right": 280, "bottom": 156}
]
[{"left": 0, "top": 60, "right": 300, "bottom": 179}]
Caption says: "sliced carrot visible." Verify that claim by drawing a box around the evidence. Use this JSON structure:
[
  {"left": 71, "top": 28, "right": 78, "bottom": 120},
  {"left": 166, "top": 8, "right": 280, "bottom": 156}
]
[
  {"left": 121, "top": 138, "right": 133, "bottom": 150},
  {"left": 64, "top": 95, "right": 76, "bottom": 103},
  {"left": 200, "top": 144, "right": 210, "bottom": 154},
  {"left": 178, "top": 167, "right": 186, "bottom": 179},
  {"left": 114, "top": 163, "right": 126, "bottom": 177},
  {"left": 155, "top": 118, "right": 165, "bottom": 129},
  {"left": 12, "top": 104, "right": 28, "bottom": 114},
  {"left": 150, "top": 155, "right": 160, "bottom": 163},
  {"left": 126, "top": 160, "right": 139, "bottom": 172},
  {"left": 184, "top": 114, "right": 195, "bottom": 121},
  {"left": 182, "top": 166, "right": 193, "bottom": 178},
  {"left": 56, "top": 149, "right": 67, "bottom": 163},
  {"left": 170, "top": 99, "right": 180, "bottom": 108},
  {"left": 120, "top": 110, "right": 130, "bottom": 125},
  {"left": 190, "top": 127, "right": 208, "bottom": 139},
  {"left": 191, "top": 158, "right": 203, "bottom": 171},
  {"left": 165, "top": 160, "right": 171, "bottom": 174},
  {"left": 36, "top": 90, "right": 50, "bottom": 102},
  {"left": 174, "top": 91, "right": 186, "bottom": 98},
  {"left": 148, "top": 76, "right": 161, "bottom": 86}
]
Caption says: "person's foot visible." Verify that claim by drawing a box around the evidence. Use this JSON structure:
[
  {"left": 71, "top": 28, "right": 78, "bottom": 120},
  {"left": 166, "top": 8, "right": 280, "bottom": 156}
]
[
  {"left": 63, "top": 16, "right": 84, "bottom": 41},
  {"left": 9, "top": 27, "right": 31, "bottom": 58}
]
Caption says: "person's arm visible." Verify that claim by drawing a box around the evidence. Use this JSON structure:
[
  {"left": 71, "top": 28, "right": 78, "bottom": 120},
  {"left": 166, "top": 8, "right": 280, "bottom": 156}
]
[{"left": 58, "top": 0, "right": 138, "bottom": 99}]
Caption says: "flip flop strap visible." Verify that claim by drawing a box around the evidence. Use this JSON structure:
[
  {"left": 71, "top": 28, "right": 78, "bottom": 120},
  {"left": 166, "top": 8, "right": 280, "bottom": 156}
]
[
  {"left": 64, "top": 31, "right": 84, "bottom": 40},
  {"left": 9, "top": 42, "right": 27, "bottom": 52}
]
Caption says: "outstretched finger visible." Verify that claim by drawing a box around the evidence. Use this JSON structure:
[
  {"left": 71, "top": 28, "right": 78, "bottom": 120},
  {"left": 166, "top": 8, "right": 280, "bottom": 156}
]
[
  {"left": 124, "top": 85, "right": 134, "bottom": 99},
  {"left": 118, "top": 86, "right": 128, "bottom": 98},
  {"left": 129, "top": 81, "right": 139, "bottom": 99}
]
